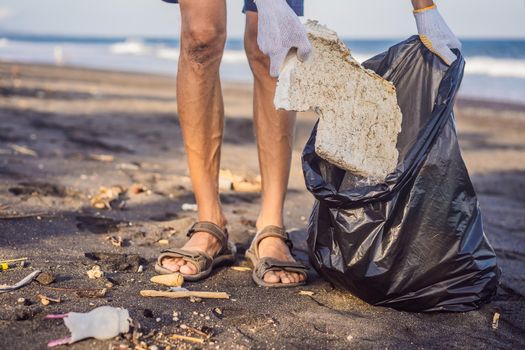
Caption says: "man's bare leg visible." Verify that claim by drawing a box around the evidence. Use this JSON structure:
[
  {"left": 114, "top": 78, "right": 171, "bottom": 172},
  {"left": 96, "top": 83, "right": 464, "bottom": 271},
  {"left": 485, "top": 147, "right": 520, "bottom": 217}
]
[
  {"left": 161, "top": 0, "right": 227, "bottom": 275},
  {"left": 244, "top": 12, "right": 305, "bottom": 284}
]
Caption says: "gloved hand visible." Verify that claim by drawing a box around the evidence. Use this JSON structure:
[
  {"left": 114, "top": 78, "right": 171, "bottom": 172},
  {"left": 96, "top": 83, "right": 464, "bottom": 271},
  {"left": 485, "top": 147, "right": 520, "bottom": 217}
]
[
  {"left": 255, "top": 0, "right": 312, "bottom": 77},
  {"left": 414, "top": 4, "right": 461, "bottom": 65}
]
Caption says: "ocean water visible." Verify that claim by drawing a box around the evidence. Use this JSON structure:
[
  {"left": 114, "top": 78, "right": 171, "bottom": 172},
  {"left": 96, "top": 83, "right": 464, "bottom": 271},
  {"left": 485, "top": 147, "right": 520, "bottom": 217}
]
[{"left": 1, "top": 34, "right": 524, "bottom": 105}]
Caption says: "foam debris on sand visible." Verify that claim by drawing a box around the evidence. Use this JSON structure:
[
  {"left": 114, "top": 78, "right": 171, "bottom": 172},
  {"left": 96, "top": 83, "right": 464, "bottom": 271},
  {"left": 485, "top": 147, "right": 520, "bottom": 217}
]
[
  {"left": 46, "top": 306, "right": 130, "bottom": 347},
  {"left": 275, "top": 20, "right": 402, "bottom": 180}
]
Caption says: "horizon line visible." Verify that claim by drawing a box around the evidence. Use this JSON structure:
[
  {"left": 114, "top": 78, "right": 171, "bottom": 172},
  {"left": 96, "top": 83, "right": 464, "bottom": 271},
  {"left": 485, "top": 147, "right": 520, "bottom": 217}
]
[{"left": 1, "top": 31, "right": 525, "bottom": 42}]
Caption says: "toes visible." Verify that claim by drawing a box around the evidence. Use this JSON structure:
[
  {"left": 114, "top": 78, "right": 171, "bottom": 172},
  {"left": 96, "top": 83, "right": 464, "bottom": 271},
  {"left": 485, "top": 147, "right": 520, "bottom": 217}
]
[
  {"left": 289, "top": 273, "right": 299, "bottom": 284},
  {"left": 281, "top": 272, "right": 292, "bottom": 284},
  {"left": 262, "top": 270, "right": 305, "bottom": 284},
  {"left": 293, "top": 272, "right": 304, "bottom": 283},
  {"left": 161, "top": 258, "right": 181, "bottom": 272},
  {"left": 179, "top": 262, "right": 198, "bottom": 275},
  {"left": 263, "top": 271, "right": 281, "bottom": 283},
  {"left": 176, "top": 259, "right": 186, "bottom": 266}
]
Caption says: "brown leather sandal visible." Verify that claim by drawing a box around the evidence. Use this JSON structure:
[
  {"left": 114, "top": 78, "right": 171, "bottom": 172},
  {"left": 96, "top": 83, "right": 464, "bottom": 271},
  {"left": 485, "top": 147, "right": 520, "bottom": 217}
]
[
  {"left": 155, "top": 221, "right": 236, "bottom": 281},
  {"left": 245, "top": 225, "right": 308, "bottom": 288}
]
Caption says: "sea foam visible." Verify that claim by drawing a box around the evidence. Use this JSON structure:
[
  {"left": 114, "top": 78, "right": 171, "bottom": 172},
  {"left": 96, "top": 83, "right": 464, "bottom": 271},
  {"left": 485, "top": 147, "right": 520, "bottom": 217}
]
[{"left": 465, "top": 57, "right": 525, "bottom": 79}]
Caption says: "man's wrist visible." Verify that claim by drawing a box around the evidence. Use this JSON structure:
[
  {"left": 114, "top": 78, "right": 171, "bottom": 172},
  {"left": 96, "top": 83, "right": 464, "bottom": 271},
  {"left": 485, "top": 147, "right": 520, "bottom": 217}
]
[{"left": 412, "top": 0, "right": 435, "bottom": 11}]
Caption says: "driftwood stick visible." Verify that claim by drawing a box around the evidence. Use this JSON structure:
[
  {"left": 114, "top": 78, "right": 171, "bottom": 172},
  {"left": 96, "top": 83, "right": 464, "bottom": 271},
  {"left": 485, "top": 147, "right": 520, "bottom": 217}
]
[
  {"left": 0, "top": 257, "right": 28, "bottom": 264},
  {"left": 140, "top": 290, "right": 230, "bottom": 299},
  {"left": 170, "top": 334, "right": 205, "bottom": 344}
]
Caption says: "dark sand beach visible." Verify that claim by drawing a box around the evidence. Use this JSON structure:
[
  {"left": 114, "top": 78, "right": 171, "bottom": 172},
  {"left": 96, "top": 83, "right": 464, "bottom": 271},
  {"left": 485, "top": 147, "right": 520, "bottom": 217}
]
[{"left": 0, "top": 62, "right": 524, "bottom": 349}]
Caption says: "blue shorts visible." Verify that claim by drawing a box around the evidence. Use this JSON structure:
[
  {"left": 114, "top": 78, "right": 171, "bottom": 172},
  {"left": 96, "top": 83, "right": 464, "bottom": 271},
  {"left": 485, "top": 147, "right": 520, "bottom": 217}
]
[{"left": 162, "top": 0, "right": 304, "bottom": 16}]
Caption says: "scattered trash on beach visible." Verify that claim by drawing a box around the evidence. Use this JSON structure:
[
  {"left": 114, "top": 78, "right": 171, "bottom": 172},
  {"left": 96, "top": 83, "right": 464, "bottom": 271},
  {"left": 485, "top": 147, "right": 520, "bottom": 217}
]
[
  {"left": 46, "top": 306, "right": 130, "bottom": 347},
  {"left": 129, "top": 183, "right": 147, "bottom": 195},
  {"left": 0, "top": 262, "right": 16, "bottom": 271},
  {"left": 219, "top": 177, "right": 233, "bottom": 191},
  {"left": 231, "top": 266, "right": 251, "bottom": 272},
  {"left": 116, "top": 162, "right": 141, "bottom": 171},
  {"left": 231, "top": 181, "right": 261, "bottom": 192},
  {"left": 106, "top": 235, "right": 126, "bottom": 247},
  {"left": 219, "top": 169, "right": 261, "bottom": 192},
  {"left": 298, "top": 290, "right": 315, "bottom": 296},
  {"left": 492, "top": 312, "right": 500, "bottom": 330},
  {"left": 0, "top": 270, "right": 41, "bottom": 293},
  {"left": 90, "top": 185, "right": 126, "bottom": 209},
  {"left": 211, "top": 308, "right": 223, "bottom": 319},
  {"left": 180, "top": 324, "right": 213, "bottom": 340},
  {"left": 38, "top": 294, "right": 61, "bottom": 305},
  {"left": 0, "top": 257, "right": 29, "bottom": 265},
  {"left": 140, "top": 290, "right": 230, "bottom": 300},
  {"left": 9, "top": 143, "right": 38, "bottom": 157},
  {"left": 35, "top": 271, "right": 56, "bottom": 285},
  {"left": 17, "top": 297, "right": 30, "bottom": 305},
  {"left": 86, "top": 265, "right": 104, "bottom": 279},
  {"left": 170, "top": 333, "right": 205, "bottom": 344},
  {"left": 89, "top": 153, "right": 114, "bottom": 162},
  {"left": 181, "top": 203, "right": 198, "bottom": 212},
  {"left": 150, "top": 273, "right": 184, "bottom": 287}
]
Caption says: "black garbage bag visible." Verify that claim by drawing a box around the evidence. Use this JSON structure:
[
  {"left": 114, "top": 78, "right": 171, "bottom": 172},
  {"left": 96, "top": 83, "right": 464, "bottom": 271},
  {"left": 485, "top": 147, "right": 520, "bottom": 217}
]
[{"left": 303, "top": 36, "right": 500, "bottom": 312}]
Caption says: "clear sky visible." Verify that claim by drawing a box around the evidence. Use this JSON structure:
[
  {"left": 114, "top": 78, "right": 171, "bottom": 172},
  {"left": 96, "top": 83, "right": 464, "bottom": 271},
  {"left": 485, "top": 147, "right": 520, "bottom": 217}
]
[{"left": 0, "top": 0, "right": 524, "bottom": 39}]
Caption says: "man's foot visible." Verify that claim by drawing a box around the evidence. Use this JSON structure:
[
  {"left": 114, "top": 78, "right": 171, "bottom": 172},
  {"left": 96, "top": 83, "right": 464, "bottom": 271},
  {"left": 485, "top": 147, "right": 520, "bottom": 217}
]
[
  {"left": 161, "top": 231, "right": 223, "bottom": 275},
  {"left": 256, "top": 235, "right": 306, "bottom": 284}
]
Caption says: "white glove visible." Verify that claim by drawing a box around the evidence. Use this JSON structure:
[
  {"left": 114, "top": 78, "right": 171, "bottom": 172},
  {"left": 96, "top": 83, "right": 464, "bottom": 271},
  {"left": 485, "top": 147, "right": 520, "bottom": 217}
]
[
  {"left": 414, "top": 5, "right": 462, "bottom": 65},
  {"left": 255, "top": 0, "right": 312, "bottom": 77}
]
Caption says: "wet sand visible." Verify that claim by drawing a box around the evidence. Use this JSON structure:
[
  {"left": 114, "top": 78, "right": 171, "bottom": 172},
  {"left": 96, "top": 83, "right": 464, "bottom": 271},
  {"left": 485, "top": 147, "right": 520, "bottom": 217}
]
[{"left": 0, "top": 62, "right": 524, "bottom": 349}]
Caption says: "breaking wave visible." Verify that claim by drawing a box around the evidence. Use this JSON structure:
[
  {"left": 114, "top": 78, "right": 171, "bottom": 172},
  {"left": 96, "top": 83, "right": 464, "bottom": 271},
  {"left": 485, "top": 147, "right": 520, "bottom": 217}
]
[
  {"left": 106, "top": 39, "right": 525, "bottom": 80},
  {"left": 110, "top": 39, "right": 151, "bottom": 55},
  {"left": 464, "top": 57, "right": 525, "bottom": 79},
  {"left": 355, "top": 54, "right": 525, "bottom": 79},
  {"left": 156, "top": 47, "right": 247, "bottom": 64}
]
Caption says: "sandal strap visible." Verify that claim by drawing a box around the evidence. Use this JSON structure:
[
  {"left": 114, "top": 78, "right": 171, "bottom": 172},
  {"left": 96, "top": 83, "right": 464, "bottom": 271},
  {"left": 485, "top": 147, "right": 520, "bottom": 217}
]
[
  {"left": 187, "top": 221, "right": 228, "bottom": 252},
  {"left": 254, "top": 257, "right": 308, "bottom": 280},
  {"left": 253, "top": 225, "right": 293, "bottom": 253},
  {"left": 158, "top": 248, "right": 212, "bottom": 274}
]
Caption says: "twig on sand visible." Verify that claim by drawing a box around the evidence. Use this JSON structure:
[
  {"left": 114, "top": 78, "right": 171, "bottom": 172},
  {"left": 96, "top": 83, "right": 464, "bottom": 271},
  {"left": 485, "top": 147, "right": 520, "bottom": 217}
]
[
  {"left": 231, "top": 266, "right": 251, "bottom": 272},
  {"left": 38, "top": 294, "right": 61, "bottom": 305},
  {"left": 180, "top": 324, "right": 212, "bottom": 339},
  {"left": 140, "top": 290, "right": 230, "bottom": 299},
  {"left": 170, "top": 334, "right": 205, "bottom": 344},
  {"left": 9, "top": 143, "right": 38, "bottom": 157},
  {"left": 0, "top": 257, "right": 28, "bottom": 264}
]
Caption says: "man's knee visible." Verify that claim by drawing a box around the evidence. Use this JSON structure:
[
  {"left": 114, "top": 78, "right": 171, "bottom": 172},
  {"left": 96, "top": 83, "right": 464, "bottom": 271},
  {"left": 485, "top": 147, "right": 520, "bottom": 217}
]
[{"left": 182, "top": 25, "right": 226, "bottom": 65}]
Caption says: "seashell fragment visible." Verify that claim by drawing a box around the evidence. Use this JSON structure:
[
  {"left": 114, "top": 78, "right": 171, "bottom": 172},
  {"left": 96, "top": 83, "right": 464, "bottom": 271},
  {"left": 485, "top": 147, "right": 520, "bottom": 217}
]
[{"left": 150, "top": 273, "right": 184, "bottom": 287}]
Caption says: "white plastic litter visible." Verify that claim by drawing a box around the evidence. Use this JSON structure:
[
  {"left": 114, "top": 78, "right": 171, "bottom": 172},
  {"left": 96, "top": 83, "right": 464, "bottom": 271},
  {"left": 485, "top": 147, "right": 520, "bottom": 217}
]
[
  {"left": 47, "top": 306, "right": 130, "bottom": 347},
  {"left": 0, "top": 270, "right": 41, "bottom": 293}
]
